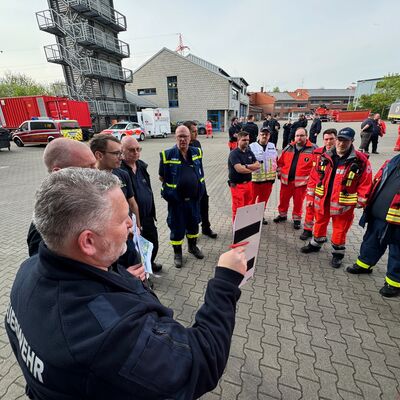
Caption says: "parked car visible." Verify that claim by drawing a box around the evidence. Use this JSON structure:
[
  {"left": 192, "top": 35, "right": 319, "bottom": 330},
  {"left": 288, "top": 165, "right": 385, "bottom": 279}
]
[
  {"left": 175, "top": 120, "right": 206, "bottom": 135},
  {"left": 11, "top": 119, "right": 83, "bottom": 147},
  {"left": 101, "top": 121, "right": 146, "bottom": 141},
  {"left": 12, "top": 120, "right": 62, "bottom": 147}
]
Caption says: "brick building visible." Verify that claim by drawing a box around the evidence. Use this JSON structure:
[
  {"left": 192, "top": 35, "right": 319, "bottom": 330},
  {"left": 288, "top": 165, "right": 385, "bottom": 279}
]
[
  {"left": 250, "top": 88, "right": 355, "bottom": 119},
  {"left": 127, "top": 48, "right": 249, "bottom": 131}
]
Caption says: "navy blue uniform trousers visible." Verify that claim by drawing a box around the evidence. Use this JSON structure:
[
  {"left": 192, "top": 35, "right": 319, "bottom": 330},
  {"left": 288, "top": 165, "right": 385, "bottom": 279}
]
[
  {"left": 358, "top": 218, "right": 400, "bottom": 286},
  {"left": 167, "top": 198, "right": 200, "bottom": 245}
]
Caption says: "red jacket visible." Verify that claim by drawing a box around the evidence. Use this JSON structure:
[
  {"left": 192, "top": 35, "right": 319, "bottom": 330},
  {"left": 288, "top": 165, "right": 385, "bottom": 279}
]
[
  {"left": 277, "top": 140, "right": 316, "bottom": 186},
  {"left": 307, "top": 147, "right": 372, "bottom": 215},
  {"left": 364, "top": 156, "right": 400, "bottom": 225}
]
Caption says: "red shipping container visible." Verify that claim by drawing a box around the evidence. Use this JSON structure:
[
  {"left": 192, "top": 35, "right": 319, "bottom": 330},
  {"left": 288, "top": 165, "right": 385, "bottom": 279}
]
[
  {"left": 0, "top": 95, "right": 92, "bottom": 129},
  {"left": 331, "top": 110, "right": 370, "bottom": 122}
]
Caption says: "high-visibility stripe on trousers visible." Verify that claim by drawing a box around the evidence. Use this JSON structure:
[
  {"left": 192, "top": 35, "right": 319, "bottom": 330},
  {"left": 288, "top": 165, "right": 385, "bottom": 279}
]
[
  {"left": 304, "top": 203, "right": 315, "bottom": 232},
  {"left": 251, "top": 181, "right": 273, "bottom": 209},
  {"left": 356, "top": 218, "right": 400, "bottom": 286},
  {"left": 167, "top": 199, "right": 200, "bottom": 245},
  {"left": 278, "top": 181, "right": 307, "bottom": 221},
  {"left": 313, "top": 206, "right": 354, "bottom": 247},
  {"left": 230, "top": 181, "right": 253, "bottom": 221}
]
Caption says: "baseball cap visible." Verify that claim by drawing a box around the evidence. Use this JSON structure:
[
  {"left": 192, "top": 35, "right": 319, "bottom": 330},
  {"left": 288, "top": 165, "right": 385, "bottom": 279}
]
[
  {"left": 337, "top": 127, "right": 355, "bottom": 140},
  {"left": 260, "top": 126, "right": 271, "bottom": 133}
]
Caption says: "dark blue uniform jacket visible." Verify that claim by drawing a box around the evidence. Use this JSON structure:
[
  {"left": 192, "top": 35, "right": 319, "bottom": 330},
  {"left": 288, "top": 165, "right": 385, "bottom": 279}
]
[{"left": 6, "top": 243, "right": 242, "bottom": 400}]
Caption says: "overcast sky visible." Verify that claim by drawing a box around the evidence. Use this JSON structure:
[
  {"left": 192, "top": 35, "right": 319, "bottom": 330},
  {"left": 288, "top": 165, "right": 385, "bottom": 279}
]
[{"left": 0, "top": 0, "right": 399, "bottom": 92}]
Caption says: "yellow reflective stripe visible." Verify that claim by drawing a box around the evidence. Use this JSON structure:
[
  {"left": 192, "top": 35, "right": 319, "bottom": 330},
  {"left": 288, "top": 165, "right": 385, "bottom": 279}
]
[
  {"left": 386, "top": 276, "right": 400, "bottom": 288},
  {"left": 388, "top": 208, "right": 400, "bottom": 216},
  {"left": 170, "top": 240, "right": 184, "bottom": 245},
  {"left": 186, "top": 233, "right": 199, "bottom": 239},
  {"left": 165, "top": 183, "right": 177, "bottom": 188},
  {"left": 192, "top": 156, "right": 201, "bottom": 161},
  {"left": 339, "top": 199, "right": 357, "bottom": 204},
  {"left": 348, "top": 171, "right": 355, "bottom": 179},
  {"left": 199, "top": 177, "right": 205, "bottom": 183},
  {"left": 161, "top": 150, "right": 181, "bottom": 164},
  {"left": 356, "top": 258, "right": 372, "bottom": 269},
  {"left": 386, "top": 215, "right": 400, "bottom": 223}
]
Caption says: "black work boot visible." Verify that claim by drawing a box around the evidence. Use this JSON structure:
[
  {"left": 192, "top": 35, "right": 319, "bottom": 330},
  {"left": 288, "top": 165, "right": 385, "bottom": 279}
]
[
  {"left": 331, "top": 255, "right": 343, "bottom": 269},
  {"left": 173, "top": 245, "right": 183, "bottom": 268},
  {"left": 300, "top": 229, "right": 312, "bottom": 240},
  {"left": 379, "top": 283, "right": 400, "bottom": 298},
  {"left": 188, "top": 238, "right": 204, "bottom": 259},
  {"left": 301, "top": 243, "right": 321, "bottom": 253},
  {"left": 273, "top": 215, "right": 287, "bottom": 223},
  {"left": 346, "top": 263, "right": 373, "bottom": 274},
  {"left": 293, "top": 220, "right": 301, "bottom": 230}
]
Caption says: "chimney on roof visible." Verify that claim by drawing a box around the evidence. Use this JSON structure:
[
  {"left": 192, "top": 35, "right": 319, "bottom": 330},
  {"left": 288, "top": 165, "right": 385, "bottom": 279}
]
[{"left": 261, "top": 86, "right": 264, "bottom": 93}]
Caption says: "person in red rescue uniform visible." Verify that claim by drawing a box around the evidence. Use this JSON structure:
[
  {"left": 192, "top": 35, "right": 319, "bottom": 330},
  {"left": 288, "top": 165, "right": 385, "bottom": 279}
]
[
  {"left": 249, "top": 126, "right": 278, "bottom": 225},
  {"left": 346, "top": 154, "right": 400, "bottom": 297},
  {"left": 300, "top": 129, "right": 337, "bottom": 240},
  {"left": 301, "top": 127, "right": 373, "bottom": 268},
  {"left": 394, "top": 125, "right": 400, "bottom": 152},
  {"left": 228, "top": 131, "right": 260, "bottom": 221},
  {"left": 206, "top": 120, "right": 213, "bottom": 138},
  {"left": 274, "top": 127, "right": 317, "bottom": 229}
]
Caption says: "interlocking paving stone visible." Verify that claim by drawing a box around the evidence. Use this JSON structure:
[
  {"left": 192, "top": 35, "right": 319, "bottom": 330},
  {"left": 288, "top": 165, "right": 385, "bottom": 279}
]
[{"left": 1, "top": 123, "right": 399, "bottom": 399}]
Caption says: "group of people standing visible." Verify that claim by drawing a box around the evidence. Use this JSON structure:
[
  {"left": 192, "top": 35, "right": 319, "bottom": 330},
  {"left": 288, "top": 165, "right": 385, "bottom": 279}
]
[{"left": 228, "top": 118, "right": 400, "bottom": 298}]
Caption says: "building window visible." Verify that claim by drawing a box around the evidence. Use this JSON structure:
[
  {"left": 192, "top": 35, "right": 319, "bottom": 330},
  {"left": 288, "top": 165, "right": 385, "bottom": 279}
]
[
  {"left": 137, "top": 88, "right": 156, "bottom": 95},
  {"left": 167, "top": 76, "right": 179, "bottom": 108},
  {"left": 232, "top": 88, "right": 239, "bottom": 100}
]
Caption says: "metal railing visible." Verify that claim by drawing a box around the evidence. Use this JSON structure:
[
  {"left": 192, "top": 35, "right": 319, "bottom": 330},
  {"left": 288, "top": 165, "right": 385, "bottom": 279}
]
[
  {"left": 66, "top": 0, "right": 127, "bottom": 31},
  {"left": 75, "top": 23, "right": 130, "bottom": 57},
  {"left": 95, "top": 100, "right": 136, "bottom": 115},
  {"left": 87, "top": 58, "right": 132, "bottom": 82}
]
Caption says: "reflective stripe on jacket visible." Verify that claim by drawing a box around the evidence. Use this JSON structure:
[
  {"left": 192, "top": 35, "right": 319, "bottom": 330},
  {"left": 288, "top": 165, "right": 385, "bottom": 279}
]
[
  {"left": 361, "top": 155, "right": 400, "bottom": 226},
  {"left": 159, "top": 145, "right": 205, "bottom": 202},
  {"left": 307, "top": 147, "right": 372, "bottom": 215},
  {"left": 277, "top": 140, "right": 316, "bottom": 187},
  {"left": 249, "top": 142, "right": 278, "bottom": 182}
]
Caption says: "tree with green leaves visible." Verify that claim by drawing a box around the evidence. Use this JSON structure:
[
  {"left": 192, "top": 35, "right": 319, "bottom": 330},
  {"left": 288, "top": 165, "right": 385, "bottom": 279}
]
[
  {"left": 357, "top": 74, "right": 400, "bottom": 118},
  {"left": 272, "top": 86, "right": 280, "bottom": 92},
  {"left": 0, "top": 72, "right": 51, "bottom": 97}
]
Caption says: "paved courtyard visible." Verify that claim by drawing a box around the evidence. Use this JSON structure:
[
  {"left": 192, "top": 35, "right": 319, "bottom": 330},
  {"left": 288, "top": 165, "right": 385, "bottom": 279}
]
[{"left": 0, "top": 122, "right": 399, "bottom": 399}]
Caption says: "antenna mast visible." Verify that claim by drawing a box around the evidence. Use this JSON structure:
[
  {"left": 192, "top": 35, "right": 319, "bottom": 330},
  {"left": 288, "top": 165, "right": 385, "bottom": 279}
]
[{"left": 175, "top": 33, "right": 190, "bottom": 56}]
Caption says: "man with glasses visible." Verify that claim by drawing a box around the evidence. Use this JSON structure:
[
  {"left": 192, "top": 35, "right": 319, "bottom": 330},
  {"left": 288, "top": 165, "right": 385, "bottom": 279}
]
[
  {"left": 159, "top": 126, "right": 205, "bottom": 268},
  {"left": 184, "top": 120, "right": 218, "bottom": 239},
  {"left": 274, "top": 127, "right": 316, "bottom": 230},
  {"left": 90, "top": 134, "right": 141, "bottom": 228},
  {"left": 120, "top": 136, "right": 162, "bottom": 273},
  {"left": 249, "top": 126, "right": 278, "bottom": 224},
  {"left": 301, "top": 128, "right": 372, "bottom": 268}
]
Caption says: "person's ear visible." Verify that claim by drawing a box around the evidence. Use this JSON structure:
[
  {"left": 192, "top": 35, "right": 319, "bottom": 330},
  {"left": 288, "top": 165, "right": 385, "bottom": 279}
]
[
  {"left": 94, "top": 150, "right": 103, "bottom": 161},
  {"left": 78, "top": 230, "right": 98, "bottom": 256}
]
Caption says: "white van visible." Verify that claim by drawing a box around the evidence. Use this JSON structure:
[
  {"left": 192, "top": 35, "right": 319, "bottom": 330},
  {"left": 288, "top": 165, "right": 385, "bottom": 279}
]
[{"left": 137, "top": 108, "right": 171, "bottom": 138}]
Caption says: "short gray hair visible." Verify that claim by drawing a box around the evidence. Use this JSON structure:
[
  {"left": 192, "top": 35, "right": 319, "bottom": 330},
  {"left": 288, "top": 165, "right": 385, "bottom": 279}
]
[{"left": 33, "top": 168, "right": 120, "bottom": 252}]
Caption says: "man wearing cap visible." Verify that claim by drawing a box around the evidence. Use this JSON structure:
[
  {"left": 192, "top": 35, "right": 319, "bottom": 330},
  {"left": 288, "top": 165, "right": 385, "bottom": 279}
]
[
  {"left": 346, "top": 154, "right": 400, "bottom": 298},
  {"left": 249, "top": 126, "right": 278, "bottom": 224},
  {"left": 274, "top": 127, "right": 317, "bottom": 230},
  {"left": 301, "top": 127, "right": 372, "bottom": 268}
]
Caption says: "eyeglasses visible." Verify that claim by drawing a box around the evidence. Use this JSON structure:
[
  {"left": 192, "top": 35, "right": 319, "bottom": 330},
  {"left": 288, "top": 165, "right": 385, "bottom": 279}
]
[
  {"left": 104, "top": 151, "right": 123, "bottom": 157},
  {"left": 126, "top": 147, "right": 142, "bottom": 152}
]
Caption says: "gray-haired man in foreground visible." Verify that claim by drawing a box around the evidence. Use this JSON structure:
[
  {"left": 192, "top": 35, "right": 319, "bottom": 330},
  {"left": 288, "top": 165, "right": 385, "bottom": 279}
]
[{"left": 6, "top": 168, "right": 247, "bottom": 400}]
